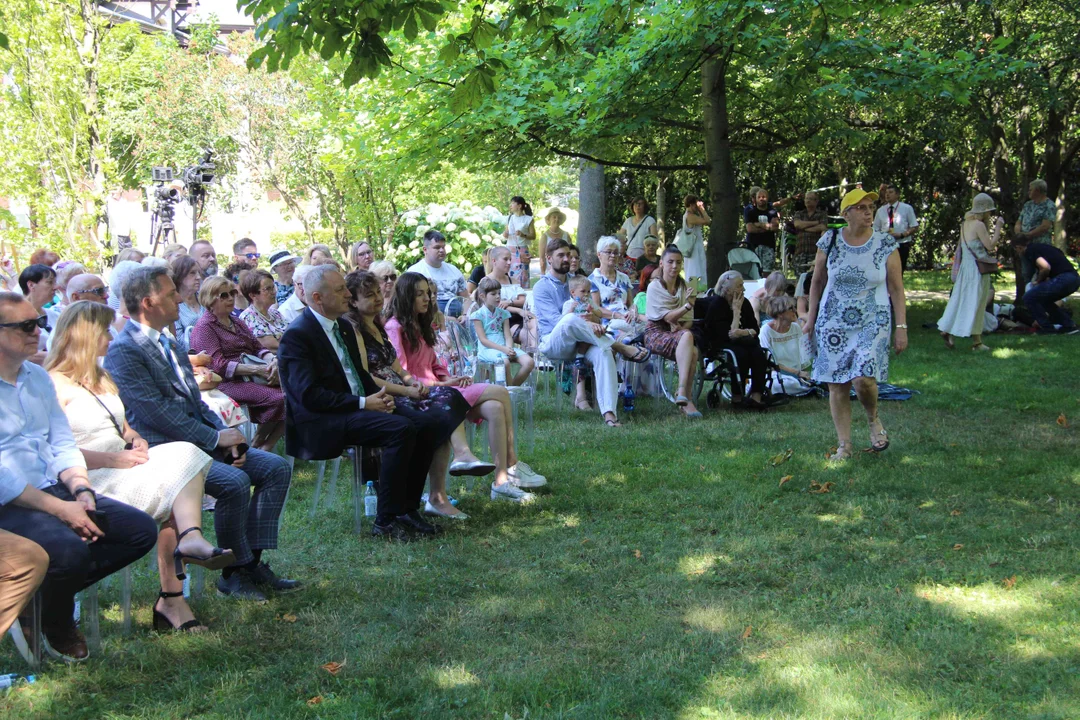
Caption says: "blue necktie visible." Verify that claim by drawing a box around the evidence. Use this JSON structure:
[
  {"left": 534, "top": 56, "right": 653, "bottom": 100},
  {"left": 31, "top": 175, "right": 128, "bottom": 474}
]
[{"left": 158, "top": 334, "right": 178, "bottom": 375}]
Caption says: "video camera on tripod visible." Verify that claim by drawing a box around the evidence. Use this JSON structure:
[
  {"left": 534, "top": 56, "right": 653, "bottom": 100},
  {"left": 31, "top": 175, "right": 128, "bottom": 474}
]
[{"left": 149, "top": 149, "right": 217, "bottom": 255}]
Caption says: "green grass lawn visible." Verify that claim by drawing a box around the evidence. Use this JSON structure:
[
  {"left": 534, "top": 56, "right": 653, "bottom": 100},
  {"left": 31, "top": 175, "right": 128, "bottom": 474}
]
[{"left": 3, "top": 272, "right": 1079, "bottom": 719}]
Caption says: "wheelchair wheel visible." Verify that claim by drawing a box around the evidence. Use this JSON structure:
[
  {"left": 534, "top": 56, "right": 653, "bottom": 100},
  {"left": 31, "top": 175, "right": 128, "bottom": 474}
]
[
  {"left": 656, "top": 356, "right": 704, "bottom": 405},
  {"left": 706, "top": 386, "right": 721, "bottom": 409}
]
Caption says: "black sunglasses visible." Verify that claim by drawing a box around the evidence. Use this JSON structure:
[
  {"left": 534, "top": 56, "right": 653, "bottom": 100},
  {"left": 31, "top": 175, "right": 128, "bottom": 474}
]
[
  {"left": 380, "top": 274, "right": 397, "bottom": 282},
  {"left": 218, "top": 289, "right": 239, "bottom": 301},
  {"left": 0, "top": 315, "right": 49, "bottom": 334},
  {"left": 81, "top": 286, "right": 109, "bottom": 297}
]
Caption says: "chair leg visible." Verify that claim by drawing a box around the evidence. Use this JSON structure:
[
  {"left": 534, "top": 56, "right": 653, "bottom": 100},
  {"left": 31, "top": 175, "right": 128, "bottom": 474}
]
[
  {"left": 309, "top": 460, "right": 327, "bottom": 518},
  {"left": 350, "top": 448, "right": 364, "bottom": 534},
  {"left": 120, "top": 566, "right": 132, "bottom": 636},
  {"left": 326, "top": 456, "right": 343, "bottom": 505},
  {"left": 82, "top": 583, "right": 101, "bottom": 653}
]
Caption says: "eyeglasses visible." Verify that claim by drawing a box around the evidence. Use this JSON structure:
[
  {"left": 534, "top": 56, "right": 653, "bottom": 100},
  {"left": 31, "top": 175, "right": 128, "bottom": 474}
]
[
  {"left": 848, "top": 204, "right": 875, "bottom": 213},
  {"left": 218, "top": 289, "right": 239, "bottom": 301},
  {"left": 379, "top": 274, "right": 397, "bottom": 283},
  {"left": 81, "top": 286, "right": 109, "bottom": 297},
  {"left": 243, "top": 253, "right": 261, "bottom": 260},
  {"left": 599, "top": 250, "right": 620, "bottom": 257},
  {"left": 0, "top": 315, "right": 49, "bottom": 334}
]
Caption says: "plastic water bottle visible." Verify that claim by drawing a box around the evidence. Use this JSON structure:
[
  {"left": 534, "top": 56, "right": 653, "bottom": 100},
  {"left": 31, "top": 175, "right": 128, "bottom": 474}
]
[
  {"left": 0, "top": 674, "right": 35, "bottom": 691},
  {"left": 364, "top": 481, "right": 377, "bottom": 517},
  {"left": 623, "top": 381, "right": 636, "bottom": 412},
  {"left": 494, "top": 362, "right": 507, "bottom": 385}
]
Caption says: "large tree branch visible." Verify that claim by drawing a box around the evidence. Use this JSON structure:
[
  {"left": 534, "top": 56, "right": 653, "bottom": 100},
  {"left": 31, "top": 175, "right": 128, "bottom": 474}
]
[{"left": 524, "top": 132, "right": 707, "bottom": 171}]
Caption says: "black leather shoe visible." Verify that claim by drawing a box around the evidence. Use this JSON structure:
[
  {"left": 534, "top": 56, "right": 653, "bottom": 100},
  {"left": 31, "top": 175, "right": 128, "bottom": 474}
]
[
  {"left": 371, "top": 520, "right": 411, "bottom": 542},
  {"left": 216, "top": 572, "right": 268, "bottom": 602},
  {"left": 247, "top": 562, "right": 302, "bottom": 592},
  {"left": 395, "top": 511, "right": 442, "bottom": 536}
]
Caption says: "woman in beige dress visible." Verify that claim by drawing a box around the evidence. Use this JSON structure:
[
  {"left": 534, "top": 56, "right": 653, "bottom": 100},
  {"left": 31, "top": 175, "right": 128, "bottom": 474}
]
[{"left": 46, "top": 302, "right": 234, "bottom": 633}]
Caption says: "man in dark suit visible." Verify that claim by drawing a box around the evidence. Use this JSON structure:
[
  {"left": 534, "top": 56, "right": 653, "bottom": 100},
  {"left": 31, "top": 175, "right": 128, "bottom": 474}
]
[
  {"left": 104, "top": 267, "right": 296, "bottom": 602},
  {"left": 277, "top": 265, "right": 468, "bottom": 541}
]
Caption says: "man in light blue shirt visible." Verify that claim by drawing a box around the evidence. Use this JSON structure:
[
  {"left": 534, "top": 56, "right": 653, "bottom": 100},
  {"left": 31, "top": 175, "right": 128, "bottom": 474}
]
[{"left": 0, "top": 292, "right": 156, "bottom": 662}]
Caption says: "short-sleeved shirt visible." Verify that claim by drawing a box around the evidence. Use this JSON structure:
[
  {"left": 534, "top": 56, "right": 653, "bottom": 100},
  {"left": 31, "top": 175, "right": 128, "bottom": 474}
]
[
  {"left": 744, "top": 205, "right": 779, "bottom": 249},
  {"left": 408, "top": 260, "right": 467, "bottom": 305},
  {"left": 469, "top": 305, "right": 511, "bottom": 344},
  {"left": 468, "top": 264, "right": 486, "bottom": 287},
  {"left": 1018, "top": 199, "right": 1056, "bottom": 245},
  {"left": 589, "top": 269, "right": 633, "bottom": 315},
  {"left": 872, "top": 202, "right": 919, "bottom": 243},
  {"left": 793, "top": 208, "right": 828, "bottom": 255},
  {"left": 239, "top": 304, "right": 288, "bottom": 341},
  {"left": 1024, "top": 243, "right": 1076, "bottom": 278}
]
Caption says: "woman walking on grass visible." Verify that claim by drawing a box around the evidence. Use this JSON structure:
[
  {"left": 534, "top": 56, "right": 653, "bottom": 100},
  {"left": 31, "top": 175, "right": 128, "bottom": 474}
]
[
  {"left": 938, "top": 193, "right": 1002, "bottom": 351},
  {"left": 803, "top": 188, "right": 907, "bottom": 460}
]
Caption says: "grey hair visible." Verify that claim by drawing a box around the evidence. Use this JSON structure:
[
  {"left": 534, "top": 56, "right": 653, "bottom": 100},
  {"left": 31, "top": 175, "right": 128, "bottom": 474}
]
[
  {"left": 141, "top": 256, "right": 169, "bottom": 268},
  {"left": 0, "top": 291, "right": 30, "bottom": 321},
  {"left": 715, "top": 270, "right": 744, "bottom": 298},
  {"left": 122, "top": 266, "right": 170, "bottom": 316},
  {"left": 292, "top": 263, "right": 317, "bottom": 285},
  {"left": 596, "top": 235, "right": 621, "bottom": 255},
  {"left": 370, "top": 260, "right": 396, "bottom": 277},
  {"left": 1030, "top": 179, "right": 1047, "bottom": 194},
  {"left": 804, "top": 190, "right": 819, "bottom": 201},
  {"left": 303, "top": 263, "right": 340, "bottom": 298},
  {"left": 108, "top": 260, "right": 144, "bottom": 313}
]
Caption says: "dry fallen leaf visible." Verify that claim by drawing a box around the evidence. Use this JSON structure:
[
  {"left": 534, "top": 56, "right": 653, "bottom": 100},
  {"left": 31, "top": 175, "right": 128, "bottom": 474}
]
[
  {"left": 952, "top": 544, "right": 964, "bottom": 550},
  {"left": 278, "top": 613, "right": 298, "bottom": 623},
  {"left": 581, "top": 537, "right": 590, "bottom": 544},
  {"left": 633, "top": 549, "right": 643, "bottom": 559},
  {"left": 1002, "top": 576, "right": 1017, "bottom": 589},
  {"left": 895, "top": 586, "right": 902, "bottom": 595},
  {"left": 950, "top": 509, "right": 962, "bottom": 517},
  {"left": 321, "top": 660, "right": 346, "bottom": 676},
  {"left": 809, "top": 481, "right": 835, "bottom": 494},
  {"left": 741, "top": 625, "right": 753, "bottom": 640},
  {"left": 825, "top": 446, "right": 837, "bottom": 459},
  {"left": 1057, "top": 413, "right": 1068, "bottom": 428},
  {"left": 779, "top": 475, "right": 793, "bottom": 487},
  {"left": 307, "top": 696, "right": 324, "bottom": 707},
  {"left": 769, "top": 449, "right": 794, "bottom": 467}
]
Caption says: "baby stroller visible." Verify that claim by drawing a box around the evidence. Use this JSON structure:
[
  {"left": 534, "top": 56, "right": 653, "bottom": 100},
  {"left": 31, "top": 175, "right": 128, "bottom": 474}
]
[{"left": 727, "top": 246, "right": 762, "bottom": 280}]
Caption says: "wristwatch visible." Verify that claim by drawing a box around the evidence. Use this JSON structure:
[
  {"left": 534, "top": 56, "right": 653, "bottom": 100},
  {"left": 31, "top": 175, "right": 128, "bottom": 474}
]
[{"left": 73, "top": 487, "right": 97, "bottom": 501}]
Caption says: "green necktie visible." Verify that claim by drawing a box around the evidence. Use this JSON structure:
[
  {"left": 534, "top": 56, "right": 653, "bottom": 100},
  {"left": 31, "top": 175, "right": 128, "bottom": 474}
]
[{"left": 332, "top": 323, "right": 361, "bottom": 392}]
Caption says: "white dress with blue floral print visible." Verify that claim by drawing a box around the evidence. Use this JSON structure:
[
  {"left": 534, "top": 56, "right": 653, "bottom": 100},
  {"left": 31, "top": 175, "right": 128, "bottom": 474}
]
[{"left": 811, "top": 229, "right": 898, "bottom": 383}]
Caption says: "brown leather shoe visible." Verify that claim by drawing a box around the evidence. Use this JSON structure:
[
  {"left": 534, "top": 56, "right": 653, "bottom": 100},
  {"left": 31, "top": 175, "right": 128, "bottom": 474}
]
[{"left": 43, "top": 622, "right": 89, "bottom": 662}]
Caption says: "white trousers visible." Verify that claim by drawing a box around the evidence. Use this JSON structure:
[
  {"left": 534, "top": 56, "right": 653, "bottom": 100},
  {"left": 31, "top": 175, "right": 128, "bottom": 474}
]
[{"left": 539, "top": 315, "right": 619, "bottom": 417}]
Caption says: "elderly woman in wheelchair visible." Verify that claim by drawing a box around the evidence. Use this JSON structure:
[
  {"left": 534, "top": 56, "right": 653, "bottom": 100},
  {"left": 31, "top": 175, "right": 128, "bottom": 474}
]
[{"left": 699, "top": 271, "right": 770, "bottom": 410}]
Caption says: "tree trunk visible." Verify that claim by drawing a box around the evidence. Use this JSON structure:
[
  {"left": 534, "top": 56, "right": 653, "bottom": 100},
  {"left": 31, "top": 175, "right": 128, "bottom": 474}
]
[
  {"left": 1043, "top": 104, "right": 1067, "bottom": 249},
  {"left": 577, "top": 159, "right": 605, "bottom": 271},
  {"left": 655, "top": 173, "right": 668, "bottom": 242},
  {"left": 702, "top": 56, "right": 739, "bottom": 284}
]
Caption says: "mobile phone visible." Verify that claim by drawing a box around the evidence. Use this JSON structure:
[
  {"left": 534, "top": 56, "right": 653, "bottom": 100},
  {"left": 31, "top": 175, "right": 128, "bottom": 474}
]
[
  {"left": 89, "top": 510, "right": 110, "bottom": 535},
  {"left": 234, "top": 443, "right": 249, "bottom": 458}
]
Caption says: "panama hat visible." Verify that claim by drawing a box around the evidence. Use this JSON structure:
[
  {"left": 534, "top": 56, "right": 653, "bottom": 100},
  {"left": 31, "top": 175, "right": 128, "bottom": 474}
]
[{"left": 268, "top": 249, "right": 301, "bottom": 269}]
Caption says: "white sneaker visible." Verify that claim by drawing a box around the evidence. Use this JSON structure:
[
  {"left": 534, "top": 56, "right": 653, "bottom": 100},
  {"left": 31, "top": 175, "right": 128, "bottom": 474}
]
[
  {"left": 490, "top": 482, "right": 535, "bottom": 503},
  {"left": 508, "top": 461, "right": 547, "bottom": 488}
]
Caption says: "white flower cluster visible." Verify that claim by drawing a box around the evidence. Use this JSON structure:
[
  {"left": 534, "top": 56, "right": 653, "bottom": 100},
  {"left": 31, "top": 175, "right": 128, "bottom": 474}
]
[{"left": 391, "top": 201, "right": 509, "bottom": 267}]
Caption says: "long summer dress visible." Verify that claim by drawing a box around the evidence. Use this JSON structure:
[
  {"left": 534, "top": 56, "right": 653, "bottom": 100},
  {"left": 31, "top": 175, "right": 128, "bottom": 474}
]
[
  {"left": 505, "top": 213, "right": 533, "bottom": 288},
  {"left": 937, "top": 221, "right": 994, "bottom": 338},
  {"left": 51, "top": 374, "right": 212, "bottom": 523},
  {"left": 811, "top": 229, "right": 898, "bottom": 383},
  {"left": 680, "top": 213, "right": 707, "bottom": 288}
]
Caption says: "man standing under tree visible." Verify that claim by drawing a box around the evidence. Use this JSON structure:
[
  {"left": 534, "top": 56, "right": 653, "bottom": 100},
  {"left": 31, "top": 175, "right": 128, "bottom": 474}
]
[{"left": 873, "top": 184, "right": 919, "bottom": 272}]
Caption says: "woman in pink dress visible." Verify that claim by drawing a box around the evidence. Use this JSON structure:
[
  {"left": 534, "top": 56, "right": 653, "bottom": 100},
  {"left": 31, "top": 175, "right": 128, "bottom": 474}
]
[
  {"left": 386, "top": 272, "right": 549, "bottom": 502},
  {"left": 190, "top": 276, "right": 285, "bottom": 452}
]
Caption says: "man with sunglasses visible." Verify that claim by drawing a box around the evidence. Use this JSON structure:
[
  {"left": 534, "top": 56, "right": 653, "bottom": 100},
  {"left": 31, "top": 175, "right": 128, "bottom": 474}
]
[
  {"left": 0, "top": 292, "right": 157, "bottom": 662},
  {"left": 233, "top": 238, "right": 260, "bottom": 271},
  {"left": 45, "top": 275, "right": 117, "bottom": 352}
]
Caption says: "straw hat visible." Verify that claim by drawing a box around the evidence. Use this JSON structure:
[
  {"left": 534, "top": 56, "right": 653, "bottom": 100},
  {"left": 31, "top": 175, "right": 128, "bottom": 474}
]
[
  {"left": 545, "top": 207, "right": 567, "bottom": 224},
  {"left": 966, "top": 193, "right": 996, "bottom": 218}
]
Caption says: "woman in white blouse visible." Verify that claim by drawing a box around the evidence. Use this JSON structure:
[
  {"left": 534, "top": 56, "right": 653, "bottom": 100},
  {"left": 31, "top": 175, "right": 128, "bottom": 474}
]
[{"left": 618, "top": 197, "right": 659, "bottom": 261}]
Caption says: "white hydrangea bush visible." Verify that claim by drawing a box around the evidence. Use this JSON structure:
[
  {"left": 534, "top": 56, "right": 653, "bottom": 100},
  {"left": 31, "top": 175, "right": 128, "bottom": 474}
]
[{"left": 384, "top": 201, "right": 508, "bottom": 271}]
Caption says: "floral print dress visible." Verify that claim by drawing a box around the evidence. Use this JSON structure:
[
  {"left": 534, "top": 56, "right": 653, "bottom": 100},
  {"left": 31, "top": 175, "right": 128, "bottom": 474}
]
[
  {"left": 359, "top": 324, "right": 462, "bottom": 414},
  {"left": 811, "top": 229, "right": 898, "bottom": 383}
]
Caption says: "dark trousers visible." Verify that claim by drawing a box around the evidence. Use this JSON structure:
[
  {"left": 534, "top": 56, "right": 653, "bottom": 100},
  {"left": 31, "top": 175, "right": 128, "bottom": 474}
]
[
  {"left": 0, "top": 485, "right": 156, "bottom": 630},
  {"left": 1023, "top": 272, "right": 1080, "bottom": 329},
  {"left": 203, "top": 448, "right": 292, "bottom": 567},
  {"left": 341, "top": 392, "right": 468, "bottom": 525},
  {"left": 898, "top": 242, "right": 912, "bottom": 273}
]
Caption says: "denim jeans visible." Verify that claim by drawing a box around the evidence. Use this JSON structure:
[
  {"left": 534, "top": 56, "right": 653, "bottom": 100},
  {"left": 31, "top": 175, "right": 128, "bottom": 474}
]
[{"left": 1023, "top": 272, "right": 1080, "bottom": 329}]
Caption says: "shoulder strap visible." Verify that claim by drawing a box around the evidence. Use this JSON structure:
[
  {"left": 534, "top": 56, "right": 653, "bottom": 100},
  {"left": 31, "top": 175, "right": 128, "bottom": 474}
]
[
  {"left": 629, "top": 216, "right": 652, "bottom": 245},
  {"left": 77, "top": 382, "right": 126, "bottom": 441}
]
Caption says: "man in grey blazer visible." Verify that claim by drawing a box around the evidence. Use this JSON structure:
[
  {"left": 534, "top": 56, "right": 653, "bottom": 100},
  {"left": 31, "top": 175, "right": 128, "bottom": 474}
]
[{"left": 104, "top": 267, "right": 297, "bottom": 602}]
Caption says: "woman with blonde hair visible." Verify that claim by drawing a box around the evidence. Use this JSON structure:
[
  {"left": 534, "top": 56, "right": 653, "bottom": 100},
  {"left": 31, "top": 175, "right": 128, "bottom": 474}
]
[
  {"left": 46, "top": 301, "right": 234, "bottom": 633},
  {"left": 301, "top": 243, "right": 335, "bottom": 267},
  {"left": 938, "top": 193, "right": 1003, "bottom": 350},
  {"left": 349, "top": 241, "right": 374, "bottom": 271}
]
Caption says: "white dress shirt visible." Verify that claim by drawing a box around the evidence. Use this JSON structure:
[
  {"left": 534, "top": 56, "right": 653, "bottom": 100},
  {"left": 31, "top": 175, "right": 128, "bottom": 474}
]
[
  {"left": 309, "top": 308, "right": 366, "bottom": 409},
  {"left": 873, "top": 201, "right": 919, "bottom": 243},
  {"left": 129, "top": 318, "right": 188, "bottom": 388}
]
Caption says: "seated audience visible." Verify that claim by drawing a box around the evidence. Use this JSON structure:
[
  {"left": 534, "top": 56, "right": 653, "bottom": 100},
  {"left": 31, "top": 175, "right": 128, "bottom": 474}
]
[
  {"left": 47, "top": 301, "right": 234, "bottom": 632},
  {"left": 239, "top": 269, "right": 288, "bottom": 351},
  {"left": 190, "top": 276, "right": 284, "bottom": 452},
  {"left": 107, "top": 260, "right": 144, "bottom": 331},
  {"left": 702, "top": 271, "right": 768, "bottom": 408},
  {"left": 487, "top": 246, "right": 537, "bottom": 349},
  {"left": 644, "top": 246, "right": 702, "bottom": 418},
  {"left": 467, "top": 247, "right": 493, "bottom": 294},
  {"left": 48, "top": 262, "right": 87, "bottom": 324},
  {"left": 370, "top": 260, "right": 398, "bottom": 314},
  {"left": 635, "top": 235, "right": 661, "bottom": 278},
  {"left": 232, "top": 238, "right": 260, "bottom": 273},
  {"left": 222, "top": 263, "right": 250, "bottom": 312},
  {"left": 278, "top": 265, "right": 469, "bottom": 539},
  {"left": 349, "top": 241, "right": 375, "bottom": 272},
  {"left": 278, "top": 263, "right": 316, "bottom": 323},
  {"left": 408, "top": 230, "right": 471, "bottom": 316},
  {"left": 1013, "top": 236, "right": 1079, "bottom": 334},
  {"left": 387, "top": 272, "right": 547, "bottom": 501},
  {"left": 28, "top": 248, "right": 60, "bottom": 267},
  {"left": 534, "top": 239, "right": 649, "bottom": 427},
  {"left": 567, "top": 245, "right": 588, "bottom": 277},
  {"left": 268, "top": 249, "right": 300, "bottom": 305},
  {"left": 345, "top": 271, "right": 478, "bottom": 518},
  {"left": 750, "top": 271, "right": 789, "bottom": 322},
  {"left": 759, "top": 295, "right": 813, "bottom": 387},
  {"left": 18, "top": 263, "right": 56, "bottom": 364},
  {"left": 169, "top": 255, "right": 205, "bottom": 352},
  {"left": 302, "top": 243, "right": 335, "bottom": 267},
  {"left": 591, "top": 235, "right": 645, "bottom": 342},
  {"left": 105, "top": 267, "right": 295, "bottom": 602},
  {"left": 795, "top": 271, "right": 813, "bottom": 321},
  {"left": 470, "top": 277, "right": 535, "bottom": 387},
  {"left": 189, "top": 240, "right": 218, "bottom": 277},
  {"left": 0, "top": 292, "right": 156, "bottom": 661}
]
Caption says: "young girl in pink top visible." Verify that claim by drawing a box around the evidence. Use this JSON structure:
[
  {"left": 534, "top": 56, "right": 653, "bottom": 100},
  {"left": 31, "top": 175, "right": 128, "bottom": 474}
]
[{"left": 385, "top": 272, "right": 548, "bottom": 503}]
